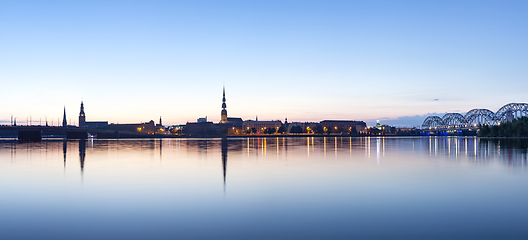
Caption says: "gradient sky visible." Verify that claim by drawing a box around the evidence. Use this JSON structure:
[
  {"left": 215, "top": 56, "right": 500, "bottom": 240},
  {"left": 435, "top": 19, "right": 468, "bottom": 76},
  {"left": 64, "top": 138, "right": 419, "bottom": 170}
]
[{"left": 1, "top": 0, "right": 527, "bottom": 127}]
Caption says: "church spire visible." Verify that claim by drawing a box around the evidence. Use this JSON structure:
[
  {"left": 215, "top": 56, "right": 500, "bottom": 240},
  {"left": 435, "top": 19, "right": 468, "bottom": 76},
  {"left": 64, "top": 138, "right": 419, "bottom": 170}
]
[
  {"left": 62, "top": 106, "right": 67, "bottom": 127},
  {"left": 80, "top": 101, "right": 85, "bottom": 115},
  {"left": 222, "top": 85, "right": 226, "bottom": 108},
  {"left": 221, "top": 85, "right": 228, "bottom": 123}
]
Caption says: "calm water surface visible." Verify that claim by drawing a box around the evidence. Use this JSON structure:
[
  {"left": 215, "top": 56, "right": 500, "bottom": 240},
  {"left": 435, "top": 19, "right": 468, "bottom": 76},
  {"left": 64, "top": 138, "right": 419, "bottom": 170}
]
[{"left": 1, "top": 137, "right": 528, "bottom": 239}]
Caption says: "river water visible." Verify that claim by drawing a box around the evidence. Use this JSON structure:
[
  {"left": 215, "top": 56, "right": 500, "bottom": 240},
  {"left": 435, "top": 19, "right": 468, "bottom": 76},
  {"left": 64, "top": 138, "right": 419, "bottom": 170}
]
[{"left": 1, "top": 137, "right": 527, "bottom": 239}]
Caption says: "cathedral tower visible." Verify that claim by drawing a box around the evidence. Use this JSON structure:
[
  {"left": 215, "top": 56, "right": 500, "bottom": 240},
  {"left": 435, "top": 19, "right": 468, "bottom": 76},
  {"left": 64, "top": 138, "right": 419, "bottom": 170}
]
[
  {"left": 79, "top": 101, "right": 86, "bottom": 127},
  {"left": 221, "top": 86, "right": 228, "bottom": 123}
]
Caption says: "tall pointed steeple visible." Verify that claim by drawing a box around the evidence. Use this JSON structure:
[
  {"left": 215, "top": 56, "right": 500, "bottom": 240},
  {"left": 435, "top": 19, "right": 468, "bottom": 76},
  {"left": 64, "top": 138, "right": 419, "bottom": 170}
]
[
  {"left": 62, "top": 106, "right": 67, "bottom": 127},
  {"left": 221, "top": 85, "right": 228, "bottom": 123}
]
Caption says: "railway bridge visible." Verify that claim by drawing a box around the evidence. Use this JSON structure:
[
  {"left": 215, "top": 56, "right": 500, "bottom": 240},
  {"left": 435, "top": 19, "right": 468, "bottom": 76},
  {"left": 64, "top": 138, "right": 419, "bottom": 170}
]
[{"left": 421, "top": 103, "right": 528, "bottom": 134}]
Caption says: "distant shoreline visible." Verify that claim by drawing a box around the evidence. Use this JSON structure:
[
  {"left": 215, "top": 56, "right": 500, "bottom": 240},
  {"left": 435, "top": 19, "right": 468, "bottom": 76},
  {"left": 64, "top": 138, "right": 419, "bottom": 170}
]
[{"left": 2, "top": 136, "right": 528, "bottom": 141}]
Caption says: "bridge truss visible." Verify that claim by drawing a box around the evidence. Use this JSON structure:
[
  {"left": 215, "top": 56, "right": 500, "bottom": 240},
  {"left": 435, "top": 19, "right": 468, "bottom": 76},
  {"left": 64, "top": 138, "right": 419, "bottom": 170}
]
[{"left": 421, "top": 103, "right": 528, "bottom": 129}]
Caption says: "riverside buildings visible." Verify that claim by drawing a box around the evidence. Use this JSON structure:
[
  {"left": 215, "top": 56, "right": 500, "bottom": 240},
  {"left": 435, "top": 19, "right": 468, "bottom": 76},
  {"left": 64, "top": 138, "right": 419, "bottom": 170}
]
[
  {"left": 77, "top": 101, "right": 163, "bottom": 134},
  {"left": 243, "top": 120, "right": 282, "bottom": 133},
  {"left": 71, "top": 86, "right": 368, "bottom": 136},
  {"left": 320, "top": 120, "right": 367, "bottom": 134}
]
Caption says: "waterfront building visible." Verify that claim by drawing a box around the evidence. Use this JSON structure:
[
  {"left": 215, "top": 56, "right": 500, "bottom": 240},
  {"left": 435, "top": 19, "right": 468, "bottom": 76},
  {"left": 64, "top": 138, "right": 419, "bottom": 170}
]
[
  {"left": 287, "top": 121, "right": 319, "bottom": 133},
  {"left": 375, "top": 121, "right": 396, "bottom": 134},
  {"left": 76, "top": 101, "right": 157, "bottom": 133},
  {"left": 156, "top": 117, "right": 165, "bottom": 133},
  {"left": 107, "top": 120, "right": 156, "bottom": 133},
  {"left": 77, "top": 102, "right": 109, "bottom": 129},
  {"left": 243, "top": 120, "right": 282, "bottom": 134},
  {"left": 319, "top": 120, "right": 367, "bottom": 134},
  {"left": 168, "top": 125, "right": 186, "bottom": 135},
  {"left": 184, "top": 122, "right": 216, "bottom": 136},
  {"left": 84, "top": 121, "right": 109, "bottom": 129}
]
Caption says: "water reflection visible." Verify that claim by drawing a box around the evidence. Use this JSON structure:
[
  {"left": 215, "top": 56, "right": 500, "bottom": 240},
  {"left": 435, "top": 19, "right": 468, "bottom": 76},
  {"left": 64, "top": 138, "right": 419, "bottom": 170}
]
[
  {"left": 222, "top": 137, "right": 227, "bottom": 192},
  {"left": 63, "top": 139, "right": 67, "bottom": 168},
  {"left": 4, "top": 137, "right": 528, "bottom": 174},
  {"left": 419, "top": 137, "right": 528, "bottom": 168},
  {"left": 2, "top": 137, "right": 528, "bottom": 239},
  {"left": 79, "top": 139, "right": 86, "bottom": 174}
]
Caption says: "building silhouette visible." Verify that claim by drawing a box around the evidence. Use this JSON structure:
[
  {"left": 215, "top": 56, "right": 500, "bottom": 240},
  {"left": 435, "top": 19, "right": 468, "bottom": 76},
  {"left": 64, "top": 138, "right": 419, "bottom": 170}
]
[
  {"left": 319, "top": 120, "right": 366, "bottom": 134},
  {"left": 62, "top": 107, "right": 67, "bottom": 127},
  {"left": 78, "top": 102, "right": 109, "bottom": 129},
  {"left": 183, "top": 86, "right": 244, "bottom": 136},
  {"left": 79, "top": 101, "right": 86, "bottom": 127},
  {"left": 219, "top": 86, "right": 243, "bottom": 135},
  {"left": 76, "top": 101, "right": 163, "bottom": 134},
  {"left": 243, "top": 119, "right": 282, "bottom": 133}
]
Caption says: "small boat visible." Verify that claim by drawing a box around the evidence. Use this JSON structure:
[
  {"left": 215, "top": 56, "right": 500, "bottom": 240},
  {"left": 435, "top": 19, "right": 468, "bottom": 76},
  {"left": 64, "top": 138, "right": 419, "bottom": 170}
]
[{"left": 88, "top": 133, "right": 97, "bottom": 139}]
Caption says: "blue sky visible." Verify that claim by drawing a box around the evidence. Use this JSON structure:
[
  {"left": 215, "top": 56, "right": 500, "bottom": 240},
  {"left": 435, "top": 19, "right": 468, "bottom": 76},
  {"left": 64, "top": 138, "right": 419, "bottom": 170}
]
[{"left": 1, "top": 0, "right": 527, "bottom": 127}]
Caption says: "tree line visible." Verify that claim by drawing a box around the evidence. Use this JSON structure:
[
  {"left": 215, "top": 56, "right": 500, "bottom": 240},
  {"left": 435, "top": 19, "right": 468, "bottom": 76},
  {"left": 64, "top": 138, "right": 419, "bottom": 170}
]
[{"left": 479, "top": 117, "right": 528, "bottom": 137}]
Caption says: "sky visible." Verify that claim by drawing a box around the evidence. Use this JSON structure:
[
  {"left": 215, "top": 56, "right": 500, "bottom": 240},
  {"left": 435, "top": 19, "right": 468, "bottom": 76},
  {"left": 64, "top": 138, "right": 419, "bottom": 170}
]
[{"left": 1, "top": 0, "right": 527, "bottom": 127}]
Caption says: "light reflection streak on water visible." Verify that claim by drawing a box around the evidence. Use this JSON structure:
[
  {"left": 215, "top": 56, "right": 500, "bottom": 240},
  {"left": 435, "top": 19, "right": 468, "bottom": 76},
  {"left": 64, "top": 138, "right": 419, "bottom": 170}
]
[
  {"left": 448, "top": 137, "right": 451, "bottom": 157},
  {"left": 376, "top": 137, "right": 380, "bottom": 166},
  {"left": 323, "top": 137, "right": 326, "bottom": 161},
  {"left": 367, "top": 137, "right": 371, "bottom": 159},
  {"left": 257, "top": 138, "right": 260, "bottom": 157},
  {"left": 455, "top": 137, "right": 459, "bottom": 159},
  {"left": 6, "top": 137, "right": 528, "bottom": 182},
  {"left": 498, "top": 140, "right": 501, "bottom": 156},
  {"left": 276, "top": 137, "right": 279, "bottom": 160},
  {"left": 349, "top": 137, "right": 352, "bottom": 158},
  {"left": 334, "top": 137, "right": 337, "bottom": 160},
  {"left": 264, "top": 138, "right": 267, "bottom": 157},
  {"left": 363, "top": 137, "right": 367, "bottom": 158},
  {"left": 465, "top": 138, "right": 468, "bottom": 157},
  {"left": 382, "top": 137, "right": 385, "bottom": 157},
  {"left": 307, "top": 137, "right": 309, "bottom": 157},
  {"left": 474, "top": 137, "right": 478, "bottom": 160},
  {"left": 429, "top": 137, "right": 432, "bottom": 156}
]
